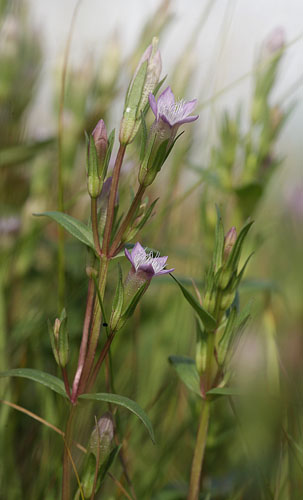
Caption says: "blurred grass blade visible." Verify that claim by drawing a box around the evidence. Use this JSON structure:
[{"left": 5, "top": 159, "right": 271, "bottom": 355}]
[
  {"left": 0, "top": 138, "right": 54, "bottom": 167},
  {"left": 0, "top": 368, "right": 67, "bottom": 397},
  {"left": 79, "top": 392, "right": 155, "bottom": 443}
]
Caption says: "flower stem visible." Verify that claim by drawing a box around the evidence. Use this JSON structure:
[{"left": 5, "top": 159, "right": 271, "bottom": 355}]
[
  {"left": 71, "top": 277, "right": 94, "bottom": 402},
  {"left": 109, "top": 184, "right": 146, "bottom": 257},
  {"left": 102, "top": 143, "right": 126, "bottom": 256},
  {"left": 87, "top": 330, "right": 115, "bottom": 391},
  {"left": 187, "top": 399, "right": 210, "bottom": 500},
  {"left": 61, "top": 367, "right": 71, "bottom": 400},
  {"left": 62, "top": 405, "right": 76, "bottom": 500},
  {"left": 91, "top": 197, "right": 102, "bottom": 256},
  {"left": 77, "top": 257, "right": 109, "bottom": 395}
]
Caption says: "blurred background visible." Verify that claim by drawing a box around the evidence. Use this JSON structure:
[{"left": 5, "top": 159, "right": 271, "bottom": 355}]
[{"left": 0, "top": 0, "right": 302, "bottom": 499}]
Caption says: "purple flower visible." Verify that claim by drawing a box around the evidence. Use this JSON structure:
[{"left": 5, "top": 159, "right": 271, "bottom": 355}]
[
  {"left": 149, "top": 86, "right": 199, "bottom": 136},
  {"left": 125, "top": 242, "right": 174, "bottom": 279}
]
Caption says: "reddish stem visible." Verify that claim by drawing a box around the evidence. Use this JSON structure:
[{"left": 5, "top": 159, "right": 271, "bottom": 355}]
[
  {"left": 101, "top": 143, "right": 126, "bottom": 256},
  {"left": 109, "top": 184, "right": 145, "bottom": 257},
  {"left": 71, "top": 278, "right": 94, "bottom": 402}
]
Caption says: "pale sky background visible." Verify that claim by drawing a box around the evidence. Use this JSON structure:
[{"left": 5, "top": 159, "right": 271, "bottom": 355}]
[{"left": 26, "top": 0, "right": 302, "bottom": 178}]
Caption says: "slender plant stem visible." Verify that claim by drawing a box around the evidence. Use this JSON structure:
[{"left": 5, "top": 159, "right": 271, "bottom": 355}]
[
  {"left": 87, "top": 331, "right": 115, "bottom": 391},
  {"left": 71, "top": 277, "right": 94, "bottom": 402},
  {"left": 109, "top": 184, "right": 145, "bottom": 257},
  {"left": 62, "top": 405, "right": 76, "bottom": 500},
  {"left": 187, "top": 400, "right": 210, "bottom": 500},
  {"left": 102, "top": 143, "right": 126, "bottom": 256},
  {"left": 77, "top": 257, "right": 109, "bottom": 395},
  {"left": 91, "top": 197, "right": 102, "bottom": 256}
]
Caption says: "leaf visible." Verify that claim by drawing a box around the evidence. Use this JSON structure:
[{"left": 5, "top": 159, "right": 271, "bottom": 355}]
[
  {"left": 99, "top": 445, "right": 121, "bottom": 483},
  {"left": 226, "top": 220, "right": 254, "bottom": 272},
  {"left": 79, "top": 393, "right": 155, "bottom": 443},
  {"left": 140, "top": 112, "right": 148, "bottom": 162},
  {"left": 168, "top": 356, "right": 201, "bottom": 397},
  {"left": 170, "top": 274, "right": 216, "bottom": 330},
  {"left": 0, "top": 368, "right": 67, "bottom": 397},
  {"left": 34, "top": 211, "right": 95, "bottom": 250},
  {"left": 206, "top": 387, "right": 243, "bottom": 397},
  {"left": 213, "top": 205, "right": 224, "bottom": 272}
]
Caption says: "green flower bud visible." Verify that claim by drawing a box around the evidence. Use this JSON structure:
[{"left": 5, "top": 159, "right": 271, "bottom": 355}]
[
  {"left": 119, "top": 37, "right": 161, "bottom": 145},
  {"left": 48, "top": 309, "right": 69, "bottom": 367}
]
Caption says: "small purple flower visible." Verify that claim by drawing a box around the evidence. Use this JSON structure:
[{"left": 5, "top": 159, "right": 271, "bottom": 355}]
[
  {"left": 125, "top": 242, "right": 174, "bottom": 279},
  {"left": 149, "top": 86, "right": 199, "bottom": 138}
]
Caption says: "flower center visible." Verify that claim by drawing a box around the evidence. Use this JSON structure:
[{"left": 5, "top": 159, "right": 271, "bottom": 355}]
[
  {"left": 158, "top": 99, "right": 187, "bottom": 124},
  {"left": 133, "top": 249, "right": 164, "bottom": 274}
]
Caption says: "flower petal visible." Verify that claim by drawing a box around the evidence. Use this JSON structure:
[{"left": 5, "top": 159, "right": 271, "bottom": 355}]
[
  {"left": 149, "top": 93, "right": 158, "bottom": 117},
  {"left": 154, "top": 256, "right": 168, "bottom": 268},
  {"left": 156, "top": 267, "right": 175, "bottom": 276},
  {"left": 125, "top": 247, "right": 135, "bottom": 268},
  {"left": 139, "top": 263, "right": 155, "bottom": 276},
  {"left": 183, "top": 99, "right": 197, "bottom": 116},
  {"left": 159, "top": 113, "right": 173, "bottom": 127},
  {"left": 175, "top": 114, "right": 199, "bottom": 126},
  {"left": 158, "top": 86, "right": 175, "bottom": 110}
]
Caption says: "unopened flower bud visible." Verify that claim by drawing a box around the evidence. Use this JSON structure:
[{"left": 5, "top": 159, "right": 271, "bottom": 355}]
[
  {"left": 265, "top": 26, "right": 285, "bottom": 54},
  {"left": 89, "top": 412, "right": 114, "bottom": 459},
  {"left": 48, "top": 309, "right": 69, "bottom": 367},
  {"left": 92, "top": 119, "right": 108, "bottom": 166},
  {"left": 223, "top": 227, "right": 237, "bottom": 261},
  {"left": 119, "top": 37, "right": 162, "bottom": 145},
  {"left": 86, "top": 120, "right": 111, "bottom": 198}
]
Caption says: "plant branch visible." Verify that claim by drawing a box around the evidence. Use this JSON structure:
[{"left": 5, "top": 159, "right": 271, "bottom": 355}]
[
  {"left": 109, "top": 184, "right": 146, "bottom": 257},
  {"left": 102, "top": 143, "right": 126, "bottom": 256}
]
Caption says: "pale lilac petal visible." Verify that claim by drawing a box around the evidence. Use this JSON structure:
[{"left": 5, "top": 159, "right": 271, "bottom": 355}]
[
  {"left": 131, "top": 242, "right": 146, "bottom": 260},
  {"left": 159, "top": 113, "right": 173, "bottom": 127},
  {"left": 139, "top": 263, "right": 155, "bottom": 276},
  {"left": 183, "top": 99, "right": 197, "bottom": 115},
  {"left": 149, "top": 93, "right": 158, "bottom": 117},
  {"left": 158, "top": 86, "right": 175, "bottom": 109},
  {"left": 175, "top": 114, "right": 199, "bottom": 126},
  {"left": 154, "top": 256, "right": 168, "bottom": 268},
  {"left": 156, "top": 267, "right": 175, "bottom": 276},
  {"left": 125, "top": 247, "right": 135, "bottom": 268}
]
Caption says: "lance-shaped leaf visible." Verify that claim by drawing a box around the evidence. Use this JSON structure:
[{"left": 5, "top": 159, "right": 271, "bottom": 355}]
[
  {"left": 217, "top": 307, "right": 237, "bottom": 366},
  {"left": 206, "top": 387, "right": 243, "bottom": 398},
  {"left": 109, "top": 265, "right": 124, "bottom": 331},
  {"left": 34, "top": 211, "right": 95, "bottom": 250},
  {"left": 168, "top": 356, "right": 201, "bottom": 397},
  {"left": 171, "top": 274, "right": 216, "bottom": 330},
  {"left": 0, "top": 368, "right": 67, "bottom": 397},
  {"left": 226, "top": 220, "right": 254, "bottom": 272},
  {"left": 213, "top": 205, "right": 225, "bottom": 272},
  {"left": 79, "top": 393, "right": 155, "bottom": 443}
]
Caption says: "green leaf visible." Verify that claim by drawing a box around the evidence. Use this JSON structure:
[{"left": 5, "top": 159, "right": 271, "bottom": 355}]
[
  {"left": 0, "top": 368, "right": 67, "bottom": 397},
  {"left": 168, "top": 356, "right": 201, "bottom": 397},
  {"left": 99, "top": 445, "right": 121, "bottom": 483},
  {"left": 171, "top": 274, "right": 216, "bottom": 330},
  {"left": 34, "top": 211, "right": 94, "bottom": 250},
  {"left": 103, "top": 128, "right": 115, "bottom": 179},
  {"left": 140, "top": 112, "right": 148, "bottom": 163},
  {"left": 79, "top": 392, "right": 155, "bottom": 443},
  {"left": 226, "top": 220, "right": 254, "bottom": 272},
  {"left": 213, "top": 205, "right": 224, "bottom": 272},
  {"left": 235, "top": 182, "right": 263, "bottom": 218},
  {"left": 206, "top": 387, "right": 243, "bottom": 397},
  {"left": 121, "top": 282, "right": 149, "bottom": 321}
]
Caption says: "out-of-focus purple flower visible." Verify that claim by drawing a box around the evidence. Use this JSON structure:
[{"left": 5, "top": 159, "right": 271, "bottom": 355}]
[
  {"left": 125, "top": 242, "right": 174, "bottom": 279},
  {"left": 149, "top": 86, "right": 199, "bottom": 139},
  {"left": 265, "top": 26, "right": 286, "bottom": 54}
]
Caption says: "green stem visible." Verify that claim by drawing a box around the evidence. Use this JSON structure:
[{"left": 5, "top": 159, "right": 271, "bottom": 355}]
[
  {"left": 62, "top": 405, "right": 76, "bottom": 500},
  {"left": 77, "top": 257, "right": 109, "bottom": 395},
  {"left": 91, "top": 197, "right": 102, "bottom": 256},
  {"left": 102, "top": 143, "right": 126, "bottom": 256},
  {"left": 187, "top": 400, "right": 210, "bottom": 500},
  {"left": 109, "top": 184, "right": 145, "bottom": 257}
]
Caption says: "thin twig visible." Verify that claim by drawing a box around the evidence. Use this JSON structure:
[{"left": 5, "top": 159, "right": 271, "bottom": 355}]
[
  {"left": 0, "top": 399, "right": 86, "bottom": 453},
  {"left": 107, "top": 472, "right": 135, "bottom": 500}
]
